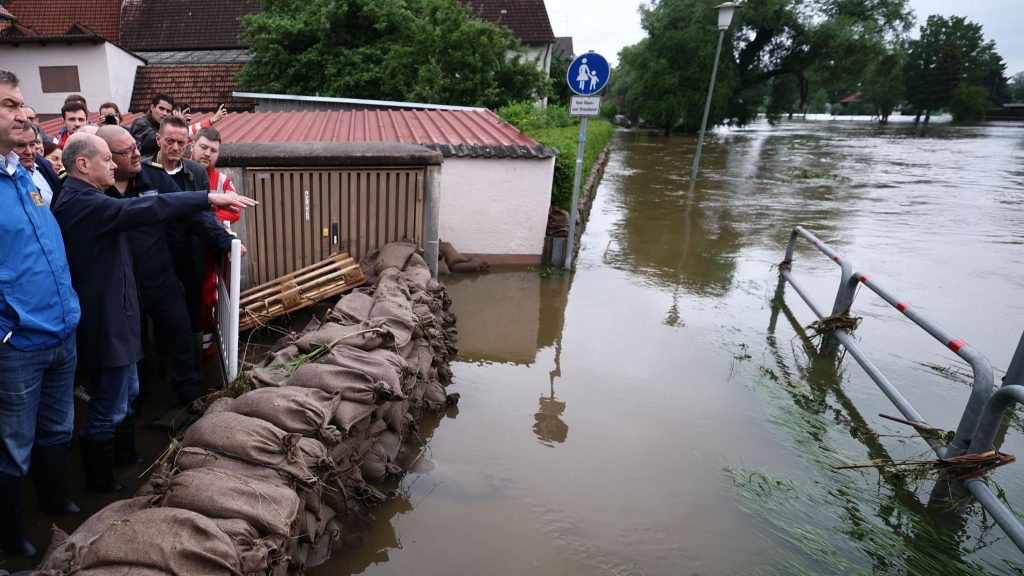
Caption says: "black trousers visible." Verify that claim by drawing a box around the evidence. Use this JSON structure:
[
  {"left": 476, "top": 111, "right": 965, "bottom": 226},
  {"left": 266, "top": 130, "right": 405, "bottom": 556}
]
[{"left": 138, "top": 292, "right": 203, "bottom": 401}]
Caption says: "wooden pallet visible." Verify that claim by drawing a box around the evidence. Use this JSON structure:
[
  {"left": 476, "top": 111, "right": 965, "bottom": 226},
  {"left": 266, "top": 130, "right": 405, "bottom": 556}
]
[{"left": 238, "top": 252, "right": 365, "bottom": 332}]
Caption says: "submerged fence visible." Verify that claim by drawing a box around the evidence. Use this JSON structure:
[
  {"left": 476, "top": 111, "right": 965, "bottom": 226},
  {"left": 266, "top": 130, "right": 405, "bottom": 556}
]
[{"left": 776, "top": 225, "right": 1024, "bottom": 553}]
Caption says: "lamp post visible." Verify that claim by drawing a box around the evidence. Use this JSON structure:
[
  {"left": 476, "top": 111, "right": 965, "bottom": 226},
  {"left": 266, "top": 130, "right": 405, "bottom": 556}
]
[{"left": 689, "top": 2, "right": 736, "bottom": 187}]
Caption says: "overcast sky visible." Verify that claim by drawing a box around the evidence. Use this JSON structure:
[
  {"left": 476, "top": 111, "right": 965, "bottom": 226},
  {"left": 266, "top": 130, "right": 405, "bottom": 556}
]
[{"left": 545, "top": 0, "right": 1024, "bottom": 76}]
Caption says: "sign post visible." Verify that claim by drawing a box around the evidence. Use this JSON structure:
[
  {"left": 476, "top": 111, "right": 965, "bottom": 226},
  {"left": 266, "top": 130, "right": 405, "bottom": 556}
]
[{"left": 564, "top": 51, "right": 609, "bottom": 271}]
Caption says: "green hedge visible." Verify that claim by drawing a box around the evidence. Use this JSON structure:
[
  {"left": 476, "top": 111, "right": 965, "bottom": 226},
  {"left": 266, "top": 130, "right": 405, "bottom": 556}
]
[{"left": 497, "top": 103, "right": 615, "bottom": 211}]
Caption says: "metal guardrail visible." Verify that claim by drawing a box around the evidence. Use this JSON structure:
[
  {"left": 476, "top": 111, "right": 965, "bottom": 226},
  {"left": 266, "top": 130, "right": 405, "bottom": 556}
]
[
  {"left": 216, "top": 238, "right": 242, "bottom": 383},
  {"left": 776, "top": 225, "right": 1024, "bottom": 554}
]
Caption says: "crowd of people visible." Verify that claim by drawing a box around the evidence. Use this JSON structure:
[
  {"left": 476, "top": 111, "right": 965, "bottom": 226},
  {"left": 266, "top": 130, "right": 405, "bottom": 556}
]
[{"left": 0, "top": 69, "right": 257, "bottom": 557}]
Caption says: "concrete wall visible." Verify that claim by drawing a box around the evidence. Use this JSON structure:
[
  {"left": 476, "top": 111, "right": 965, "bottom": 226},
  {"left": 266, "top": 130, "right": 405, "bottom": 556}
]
[
  {"left": 439, "top": 156, "right": 555, "bottom": 263},
  {"left": 0, "top": 42, "right": 143, "bottom": 115}
]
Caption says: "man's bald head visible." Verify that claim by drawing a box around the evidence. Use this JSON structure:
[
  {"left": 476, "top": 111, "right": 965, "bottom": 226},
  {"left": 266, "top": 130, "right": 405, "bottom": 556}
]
[
  {"left": 97, "top": 125, "right": 141, "bottom": 181},
  {"left": 63, "top": 133, "right": 115, "bottom": 189}
]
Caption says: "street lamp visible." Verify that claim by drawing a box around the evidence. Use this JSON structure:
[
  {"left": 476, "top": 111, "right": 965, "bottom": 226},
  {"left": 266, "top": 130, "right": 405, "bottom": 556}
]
[{"left": 689, "top": 2, "right": 737, "bottom": 187}]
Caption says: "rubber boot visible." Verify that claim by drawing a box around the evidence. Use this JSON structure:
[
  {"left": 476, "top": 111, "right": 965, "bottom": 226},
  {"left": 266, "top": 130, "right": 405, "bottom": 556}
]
[
  {"left": 30, "top": 445, "right": 80, "bottom": 515},
  {"left": 79, "top": 436, "right": 122, "bottom": 493},
  {"left": 113, "top": 415, "right": 144, "bottom": 466},
  {"left": 0, "top": 472, "right": 38, "bottom": 557}
]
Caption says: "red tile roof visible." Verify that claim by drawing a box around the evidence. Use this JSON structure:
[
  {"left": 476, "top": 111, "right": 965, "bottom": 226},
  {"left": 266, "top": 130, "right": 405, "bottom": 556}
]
[
  {"left": 120, "top": 0, "right": 259, "bottom": 51},
  {"left": 129, "top": 65, "right": 251, "bottom": 112},
  {"left": 3, "top": 0, "right": 120, "bottom": 40},
  {"left": 39, "top": 109, "right": 554, "bottom": 159},
  {"left": 212, "top": 109, "right": 552, "bottom": 158},
  {"left": 463, "top": 0, "right": 555, "bottom": 44}
]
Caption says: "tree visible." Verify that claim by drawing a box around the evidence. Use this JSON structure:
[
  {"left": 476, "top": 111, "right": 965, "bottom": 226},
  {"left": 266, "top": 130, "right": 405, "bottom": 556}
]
[
  {"left": 610, "top": 0, "right": 914, "bottom": 130},
  {"left": 238, "top": 0, "right": 547, "bottom": 109},
  {"left": 1010, "top": 72, "right": 1024, "bottom": 103},
  {"left": 904, "top": 15, "right": 1007, "bottom": 123},
  {"left": 948, "top": 84, "right": 990, "bottom": 120},
  {"left": 730, "top": 0, "right": 913, "bottom": 122},
  {"left": 860, "top": 48, "right": 906, "bottom": 122}
]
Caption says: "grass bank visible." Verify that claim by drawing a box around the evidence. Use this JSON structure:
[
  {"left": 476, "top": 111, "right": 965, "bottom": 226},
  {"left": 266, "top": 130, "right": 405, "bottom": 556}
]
[{"left": 497, "top": 103, "right": 614, "bottom": 211}]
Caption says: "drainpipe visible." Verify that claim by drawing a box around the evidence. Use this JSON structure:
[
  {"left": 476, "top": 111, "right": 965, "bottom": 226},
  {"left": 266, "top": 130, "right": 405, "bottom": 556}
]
[{"left": 423, "top": 165, "right": 442, "bottom": 279}]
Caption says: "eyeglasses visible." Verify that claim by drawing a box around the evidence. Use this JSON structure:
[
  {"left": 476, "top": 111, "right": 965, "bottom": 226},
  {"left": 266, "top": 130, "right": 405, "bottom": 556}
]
[{"left": 111, "top": 143, "right": 139, "bottom": 158}]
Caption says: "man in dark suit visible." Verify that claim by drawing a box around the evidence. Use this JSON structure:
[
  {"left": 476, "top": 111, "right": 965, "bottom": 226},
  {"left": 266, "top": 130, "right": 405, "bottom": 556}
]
[
  {"left": 13, "top": 123, "right": 60, "bottom": 205},
  {"left": 51, "top": 133, "right": 256, "bottom": 493}
]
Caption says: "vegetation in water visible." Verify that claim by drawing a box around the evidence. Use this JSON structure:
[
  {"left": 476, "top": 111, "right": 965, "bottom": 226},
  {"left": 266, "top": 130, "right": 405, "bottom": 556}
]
[{"left": 723, "top": 299, "right": 1024, "bottom": 575}]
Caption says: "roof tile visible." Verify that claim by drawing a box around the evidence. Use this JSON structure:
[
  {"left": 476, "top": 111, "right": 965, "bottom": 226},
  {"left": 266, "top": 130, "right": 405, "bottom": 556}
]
[
  {"left": 463, "top": 0, "right": 555, "bottom": 44},
  {"left": 4, "top": 0, "right": 120, "bottom": 40},
  {"left": 120, "top": 0, "right": 259, "bottom": 51},
  {"left": 129, "top": 64, "right": 251, "bottom": 112}
]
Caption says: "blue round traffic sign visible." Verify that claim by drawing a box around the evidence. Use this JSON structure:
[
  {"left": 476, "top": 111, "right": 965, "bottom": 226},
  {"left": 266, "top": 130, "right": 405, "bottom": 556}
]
[{"left": 566, "top": 52, "right": 610, "bottom": 96}]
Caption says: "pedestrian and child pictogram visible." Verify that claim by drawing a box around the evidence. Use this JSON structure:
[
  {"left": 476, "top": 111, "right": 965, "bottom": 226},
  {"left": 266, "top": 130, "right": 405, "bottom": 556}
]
[{"left": 566, "top": 52, "right": 609, "bottom": 96}]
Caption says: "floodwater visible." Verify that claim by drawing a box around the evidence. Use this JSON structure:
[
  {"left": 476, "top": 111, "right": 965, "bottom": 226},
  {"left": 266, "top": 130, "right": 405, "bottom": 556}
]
[
  {"left": 318, "top": 117, "right": 1024, "bottom": 575},
  {"left": 6, "top": 117, "right": 1023, "bottom": 576}
]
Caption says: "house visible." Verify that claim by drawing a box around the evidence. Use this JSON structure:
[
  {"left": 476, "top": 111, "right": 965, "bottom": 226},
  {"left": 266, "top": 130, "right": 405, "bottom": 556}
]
[
  {"left": 462, "top": 0, "right": 556, "bottom": 105},
  {"left": 119, "top": 0, "right": 258, "bottom": 112},
  {"left": 0, "top": 0, "right": 145, "bottom": 116}
]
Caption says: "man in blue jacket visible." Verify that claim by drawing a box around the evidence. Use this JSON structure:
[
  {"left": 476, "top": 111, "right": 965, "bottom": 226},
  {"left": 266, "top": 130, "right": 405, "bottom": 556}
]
[
  {"left": 51, "top": 132, "right": 256, "bottom": 494},
  {"left": 0, "top": 70, "right": 81, "bottom": 557}
]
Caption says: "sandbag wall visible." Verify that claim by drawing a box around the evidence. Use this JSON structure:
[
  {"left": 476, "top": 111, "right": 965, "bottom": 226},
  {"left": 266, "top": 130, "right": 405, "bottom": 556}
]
[{"left": 34, "top": 242, "right": 458, "bottom": 576}]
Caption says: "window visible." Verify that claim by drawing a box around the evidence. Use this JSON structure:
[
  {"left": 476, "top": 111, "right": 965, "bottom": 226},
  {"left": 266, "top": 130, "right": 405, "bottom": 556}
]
[{"left": 39, "top": 66, "right": 81, "bottom": 93}]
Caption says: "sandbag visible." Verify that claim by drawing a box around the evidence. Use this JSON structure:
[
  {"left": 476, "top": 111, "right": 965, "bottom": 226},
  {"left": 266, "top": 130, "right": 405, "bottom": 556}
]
[
  {"left": 38, "top": 496, "right": 156, "bottom": 573},
  {"left": 162, "top": 467, "right": 302, "bottom": 537},
  {"left": 293, "top": 320, "right": 387, "bottom": 352},
  {"left": 450, "top": 258, "right": 488, "bottom": 273},
  {"left": 332, "top": 399, "right": 377, "bottom": 436},
  {"left": 359, "top": 430, "right": 403, "bottom": 484},
  {"left": 247, "top": 364, "right": 292, "bottom": 388},
  {"left": 288, "top": 362, "right": 399, "bottom": 405},
  {"left": 78, "top": 507, "right": 243, "bottom": 575},
  {"left": 174, "top": 446, "right": 292, "bottom": 488},
  {"left": 320, "top": 344, "right": 408, "bottom": 396},
  {"left": 331, "top": 291, "right": 376, "bottom": 325},
  {"left": 228, "top": 386, "right": 340, "bottom": 444},
  {"left": 209, "top": 517, "right": 285, "bottom": 575},
  {"left": 377, "top": 241, "right": 420, "bottom": 271},
  {"left": 439, "top": 241, "right": 469, "bottom": 266},
  {"left": 181, "top": 411, "right": 331, "bottom": 486},
  {"left": 437, "top": 258, "right": 451, "bottom": 276}
]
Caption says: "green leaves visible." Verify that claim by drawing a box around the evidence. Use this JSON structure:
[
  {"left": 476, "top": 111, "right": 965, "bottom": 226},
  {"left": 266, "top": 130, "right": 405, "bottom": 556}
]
[{"left": 238, "top": 0, "right": 547, "bottom": 108}]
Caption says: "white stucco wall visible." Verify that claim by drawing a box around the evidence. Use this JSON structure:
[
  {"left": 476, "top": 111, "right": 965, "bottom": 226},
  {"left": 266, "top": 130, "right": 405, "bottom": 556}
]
[
  {"left": 0, "top": 42, "right": 143, "bottom": 115},
  {"left": 105, "top": 43, "right": 145, "bottom": 112},
  {"left": 439, "top": 156, "right": 555, "bottom": 258}
]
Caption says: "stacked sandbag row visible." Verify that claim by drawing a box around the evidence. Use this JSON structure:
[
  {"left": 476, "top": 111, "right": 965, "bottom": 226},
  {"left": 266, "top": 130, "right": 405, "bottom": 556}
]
[
  {"left": 34, "top": 242, "right": 458, "bottom": 576},
  {"left": 436, "top": 240, "right": 489, "bottom": 275}
]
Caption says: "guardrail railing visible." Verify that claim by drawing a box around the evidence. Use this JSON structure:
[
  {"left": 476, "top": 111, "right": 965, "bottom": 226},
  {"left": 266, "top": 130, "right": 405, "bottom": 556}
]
[{"left": 776, "top": 225, "right": 1024, "bottom": 554}]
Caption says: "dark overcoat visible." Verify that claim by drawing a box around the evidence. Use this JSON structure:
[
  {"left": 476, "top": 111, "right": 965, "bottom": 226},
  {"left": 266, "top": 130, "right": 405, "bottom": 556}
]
[{"left": 52, "top": 176, "right": 210, "bottom": 368}]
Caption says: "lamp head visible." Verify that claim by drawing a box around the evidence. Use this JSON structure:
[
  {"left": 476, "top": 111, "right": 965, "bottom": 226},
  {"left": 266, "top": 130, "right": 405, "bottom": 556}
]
[{"left": 716, "top": 2, "right": 737, "bottom": 30}]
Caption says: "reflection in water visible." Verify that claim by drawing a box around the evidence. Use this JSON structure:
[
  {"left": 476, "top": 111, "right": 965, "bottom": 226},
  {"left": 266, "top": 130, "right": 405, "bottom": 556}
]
[{"left": 534, "top": 389, "right": 569, "bottom": 446}]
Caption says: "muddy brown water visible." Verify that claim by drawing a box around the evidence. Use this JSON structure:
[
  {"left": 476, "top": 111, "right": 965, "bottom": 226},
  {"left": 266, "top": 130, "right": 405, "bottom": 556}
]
[
  {"left": 317, "top": 118, "right": 1024, "bottom": 575},
  {"left": 4, "top": 118, "right": 1024, "bottom": 575}
]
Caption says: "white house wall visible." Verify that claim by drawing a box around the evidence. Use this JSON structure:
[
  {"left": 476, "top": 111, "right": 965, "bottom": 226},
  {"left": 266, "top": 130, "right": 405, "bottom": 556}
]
[
  {"left": 439, "top": 156, "right": 555, "bottom": 263},
  {"left": 0, "top": 43, "right": 143, "bottom": 115},
  {"left": 104, "top": 43, "right": 144, "bottom": 112}
]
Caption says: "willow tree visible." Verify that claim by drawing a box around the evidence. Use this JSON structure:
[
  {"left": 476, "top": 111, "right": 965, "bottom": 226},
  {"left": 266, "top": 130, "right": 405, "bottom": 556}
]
[{"left": 615, "top": 0, "right": 914, "bottom": 130}]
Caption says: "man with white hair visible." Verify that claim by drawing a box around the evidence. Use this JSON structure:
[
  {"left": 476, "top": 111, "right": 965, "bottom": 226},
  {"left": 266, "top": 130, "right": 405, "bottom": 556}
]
[
  {"left": 52, "top": 132, "right": 257, "bottom": 494},
  {"left": 0, "top": 69, "right": 81, "bottom": 558}
]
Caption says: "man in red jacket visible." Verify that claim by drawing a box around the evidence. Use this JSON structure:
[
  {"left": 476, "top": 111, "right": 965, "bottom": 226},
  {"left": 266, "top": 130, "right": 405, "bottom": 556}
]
[{"left": 189, "top": 126, "right": 244, "bottom": 355}]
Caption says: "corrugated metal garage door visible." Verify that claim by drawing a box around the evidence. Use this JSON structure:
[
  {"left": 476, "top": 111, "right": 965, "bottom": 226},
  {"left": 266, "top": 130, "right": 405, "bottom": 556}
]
[{"left": 246, "top": 167, "right": 424, "bottom": 286}]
